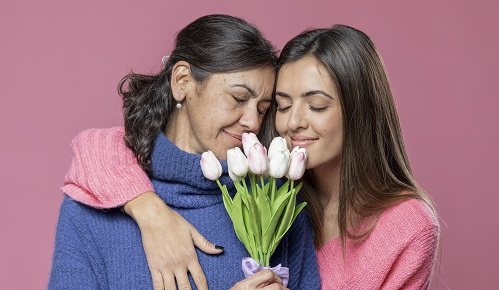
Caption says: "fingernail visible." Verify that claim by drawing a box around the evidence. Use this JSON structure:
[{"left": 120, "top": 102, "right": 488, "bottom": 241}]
[{"left": 215, "top": 245, "right": 224, "bottom": 250}]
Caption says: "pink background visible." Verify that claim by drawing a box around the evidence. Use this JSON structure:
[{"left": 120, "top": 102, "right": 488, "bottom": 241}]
[{"left": 1, "top": 0, "right": 498, "bottom": 289}]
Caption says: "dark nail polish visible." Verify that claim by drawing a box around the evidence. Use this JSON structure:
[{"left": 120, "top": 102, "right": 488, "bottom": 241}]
[{"left": 215, "top": 245, "right": 224, "bottom": 250}]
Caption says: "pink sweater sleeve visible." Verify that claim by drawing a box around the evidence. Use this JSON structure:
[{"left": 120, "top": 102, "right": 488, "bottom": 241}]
[
  {"left": 61, "top": 127, "right": 154, "bottom": 209},
  {"left": 381, "top": 222, "right": 440, "bottom": 290}
]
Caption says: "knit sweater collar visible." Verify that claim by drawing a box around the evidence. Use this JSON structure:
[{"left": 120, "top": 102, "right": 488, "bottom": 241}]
[{"left": 150, "top": 132, "right": 234, "bottom": 193}]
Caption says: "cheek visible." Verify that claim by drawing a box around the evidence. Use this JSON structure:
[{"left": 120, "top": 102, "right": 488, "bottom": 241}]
[{"left": 274, "top": 113, "right": 287, "bottom": 135}]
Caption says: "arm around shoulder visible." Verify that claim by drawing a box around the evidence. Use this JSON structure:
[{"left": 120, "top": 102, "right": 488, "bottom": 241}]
[{"left": 61, "top": 127, "right": 154, "bottom": 209}]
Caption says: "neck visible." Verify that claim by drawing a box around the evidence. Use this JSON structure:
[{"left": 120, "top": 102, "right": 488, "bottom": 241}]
[
  {"left": 310, "top": 159, "right": 341, "bottom": 243},
  {"left": 164, "top": 111, "right": 201, "bottom": 154},
  {"left": 311, "top": 159, "right": 341, "bottom": 211}
]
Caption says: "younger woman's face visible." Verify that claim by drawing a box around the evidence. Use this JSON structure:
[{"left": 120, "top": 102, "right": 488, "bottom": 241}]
[{"left": 275, "top": 56, "right": 343, "bottom": 170}]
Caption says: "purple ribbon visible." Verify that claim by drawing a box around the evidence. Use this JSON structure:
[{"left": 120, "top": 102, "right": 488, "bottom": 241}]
[{"left": 241, "top": 257, "right": 289, "bottom": 287}]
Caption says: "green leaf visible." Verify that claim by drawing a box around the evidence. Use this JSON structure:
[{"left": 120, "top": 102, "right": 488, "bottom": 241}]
[
  {"left": 241, "top": 197, "right": 257, "bottom": 258},
  {"left": 262, "top": 190, "right": 292, "bottom": 253},
  {"left": 291, "top": 202, "right": 307, "bottom": 226},
  {"left": 257, "top": 192, "right": 272, "bottom": 253},
  {"left": 272, "top": 190, "right": 297, "bottom": 248},
  {"left": 220, "top": 185, "right": 233, "bottom": 215},
  {"left": 274, "top": 180, "right": 290, "bottom": 202},
  {"left": 231, "top": 193, "right": 249, "bottom": 248}
]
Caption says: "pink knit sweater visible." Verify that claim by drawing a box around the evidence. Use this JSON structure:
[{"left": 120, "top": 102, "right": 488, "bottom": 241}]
[
  {"left": 317, "top": 198, "right": 439, "bottom": 289},
  {"left": 62, "top": 127, "right": 440, "bottom": 289}
]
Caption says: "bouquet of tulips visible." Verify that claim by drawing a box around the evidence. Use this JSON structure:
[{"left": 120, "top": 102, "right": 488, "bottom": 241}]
[{"left": 199, "top": 133, "right": 308, "bottom": 285}]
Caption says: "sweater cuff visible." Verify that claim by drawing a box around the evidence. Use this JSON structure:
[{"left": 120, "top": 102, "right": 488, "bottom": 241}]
[{"left": 61, "top": 126, "right": 155, "bottom": 209}]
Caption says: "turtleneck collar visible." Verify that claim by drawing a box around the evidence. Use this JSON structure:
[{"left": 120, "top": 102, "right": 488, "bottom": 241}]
[{"left": 150, "top": 133, "right": 234, "bottom": 208}]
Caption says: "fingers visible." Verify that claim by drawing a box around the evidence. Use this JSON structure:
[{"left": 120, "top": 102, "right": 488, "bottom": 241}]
[
  {"left": 161, "top": 271, "right": 176, "bottom": 290},
  {"left": 174, "top": 270, "right": 192, "bottom": 290},
  {"left": 190, "top": 226, "right": 224, "bottom": 255},
  {"left": 150, "top": 269, "right": 164, "bottom": 290},
  {"left": 188, "top": 262, "right": 208, "bottom": 290},
  {"left": 231, "top": 269, "right": 282, "bottom": 289},
  {"left": 260, "top": 284, "right": 289, "bottom": 290}
]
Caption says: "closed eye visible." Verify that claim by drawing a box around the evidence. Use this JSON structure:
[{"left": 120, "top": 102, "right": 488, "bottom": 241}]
[
  {"left": 309, "top": 105, "right": 328, "bottom": 112},
  {"left": 276, "top": 105, "right": 291, "bottom": 112},
  {"left": 233, "top": 96, "right": 247, "bottom": 104}
]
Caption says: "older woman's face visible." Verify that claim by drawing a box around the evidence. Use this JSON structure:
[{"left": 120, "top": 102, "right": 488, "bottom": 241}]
[
  {"left": 174, "top": 66, "right": 275, "bottom": 160},
  {"left": 275, "top": 56, "right": 343, "bottom": 171}
]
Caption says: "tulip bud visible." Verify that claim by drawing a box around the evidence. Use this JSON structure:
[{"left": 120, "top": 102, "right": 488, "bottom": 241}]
[
  {"left": 247, "top": 143, "right": 269, "bottom": 175},
  {"left": 286, "top": 147, "right": 308, "bottom": 180},
  {"left": 228, "top": 169, "right": 241, "bottom": 182},
  {"left": 267, "top": 137, "right": 291, "bottom": 179},
  {"left": 227, "top": 147, "right": 249, "bottom": 179},
  {"left": 200, "top": 151, "right": 222, "bottom": 181},
  {"left": 268, "top": 149, "right": 290, "bottom": 178},
  {"left": 268, "top": 137, "right": 288, "bottom": 160},
  {"left": 242, "top": 132, "right": 261, "bottom": 157}
]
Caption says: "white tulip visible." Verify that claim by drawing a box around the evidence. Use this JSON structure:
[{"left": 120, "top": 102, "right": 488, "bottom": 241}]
[
  {"left": 268, "top": 149, "right": 290, "bottom": 178},
  {"left": 200, "top": 151, "right": 222, "bottom": 181},
  {"left": 268, "top": 137, "right": 288, "bottom": 160},
  {"left": 227, "top": 147, "right": 249, "bottom": 179}
]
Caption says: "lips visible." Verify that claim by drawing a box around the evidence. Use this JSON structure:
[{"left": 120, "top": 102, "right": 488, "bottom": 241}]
[
  {"left": 290, "top": 135, "right": 318, "bottom": 148},
  {"left": 224, "top": 130, "right": 243, "bottom": 142}
]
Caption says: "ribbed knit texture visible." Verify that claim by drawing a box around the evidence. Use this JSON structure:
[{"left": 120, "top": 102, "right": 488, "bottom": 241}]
[
  {"left": 50, "top": 129, "right": 321, "bottom": 289},
  {"left": 62, "top": 127, "right": 154, "bottom": 208},
  {"left": 317, "top": 198, "right": 439, "bottom": 290}
]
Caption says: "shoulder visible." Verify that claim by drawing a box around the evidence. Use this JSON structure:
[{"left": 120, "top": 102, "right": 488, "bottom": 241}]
[
  {"left": 376, "top": 196, "right": 439, "bottom": 243},
  {"left": 70, "top": 126, "right": 125, "bottom": 148},
  {"left": 59, "top": 196, "right": 99, "bottom": 219}
]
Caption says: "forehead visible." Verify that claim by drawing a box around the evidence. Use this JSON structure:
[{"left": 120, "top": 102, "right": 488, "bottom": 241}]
[
  {"left": 206, "top": 67, "right": 275, "bottom": 97},
  {"left": 276, "top": 57, "right": 336, "bottom": 93}
]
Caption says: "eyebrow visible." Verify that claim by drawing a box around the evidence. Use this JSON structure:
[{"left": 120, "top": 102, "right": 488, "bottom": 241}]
[
  {"left": 230, "top": 84, "right": 257, "bottom": 97},
  {"left": 275, "top": 90, "right": 334, "bottom": 99}
]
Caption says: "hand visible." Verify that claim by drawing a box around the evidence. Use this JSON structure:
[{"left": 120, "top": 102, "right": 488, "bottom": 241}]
[
  {"left": 124, "top": 191, "right": 223, "bottom": 290},
  {"left": 230, "top": 270, "right": 289, "bottom": 290}
]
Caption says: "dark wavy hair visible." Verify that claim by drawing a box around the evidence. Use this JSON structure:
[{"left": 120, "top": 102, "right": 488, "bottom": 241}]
[
  {"left": 276, "top": 25, "right": 437, "bottom": 248},
  {"left": 119, "top": 14, "right": 277, "bottom": 173}
]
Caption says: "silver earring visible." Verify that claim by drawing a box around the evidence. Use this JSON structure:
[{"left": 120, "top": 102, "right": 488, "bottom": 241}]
[{"left": 176, "top": 102, "right": 182, "bottom": 109}]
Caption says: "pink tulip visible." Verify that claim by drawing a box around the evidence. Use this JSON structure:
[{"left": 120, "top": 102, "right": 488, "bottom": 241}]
[
  {"left": 200, "top": 151, "right": 222, "bottom": 181},
  {"left": 286, "top": 147, "right": 308, "bottom": 180},
  {"left": 247, "top": 142, "right": 269, "bottom": 175},
  {"left": 242, "top": 132, "right": 261, "bottom": 157}
]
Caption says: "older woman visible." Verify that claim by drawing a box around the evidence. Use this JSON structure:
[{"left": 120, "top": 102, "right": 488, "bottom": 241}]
[{"left": 48, "top": 14, "right": 320, "bottom": 290}]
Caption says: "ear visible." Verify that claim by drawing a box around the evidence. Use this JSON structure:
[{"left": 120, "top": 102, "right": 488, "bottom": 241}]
[{"left": 170, "top": 61, "right": 192, "bottom": 103}]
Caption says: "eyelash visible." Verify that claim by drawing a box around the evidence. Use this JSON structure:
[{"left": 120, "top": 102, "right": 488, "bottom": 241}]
[
  {"left": 276, "top": 106, "right": 291, "bottom": 112},
  {"left": 233, "top": 96, "right": 246, "bottom": 104},
  {"left": 234, "top": 96, "right": 268, "bottom": 116},
  {"left": 277, "top": 105, "right": 328, "bottom": 112},
  {"left": 309, "top": 105, "right": 328, "bottom": 112}
]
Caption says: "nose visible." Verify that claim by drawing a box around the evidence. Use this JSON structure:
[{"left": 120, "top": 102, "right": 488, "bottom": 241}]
[
  {"left": 287, "top": 105, "right": 308, "bottom": 131},
  {"left": 239, "top": 106, "right": 260, "bottom": 133}
]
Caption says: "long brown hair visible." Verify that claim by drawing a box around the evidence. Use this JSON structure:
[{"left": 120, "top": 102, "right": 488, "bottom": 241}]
[{"left": 277, "top": 25, "right": 436, "bottom": 248}]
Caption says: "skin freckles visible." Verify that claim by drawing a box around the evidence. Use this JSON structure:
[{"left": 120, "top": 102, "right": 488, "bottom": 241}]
[{"left": 166, "top": 66, "right": 275, "bottom": 160}]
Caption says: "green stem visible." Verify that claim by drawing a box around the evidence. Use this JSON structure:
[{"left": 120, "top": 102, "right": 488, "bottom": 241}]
[
  {"left": 242, "top": 178, "right": 249, "bottom": 194},
  {"left": 216, "top": 179, "right": 224, "bottom": 192}
]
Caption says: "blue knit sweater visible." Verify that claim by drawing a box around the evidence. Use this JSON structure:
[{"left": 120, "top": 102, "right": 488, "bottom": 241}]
[{"left": 49, "top": 133, "right": 320, "bottom": 289}]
